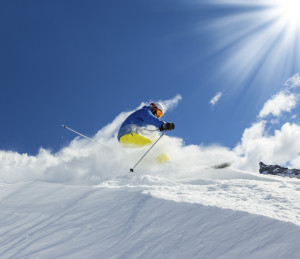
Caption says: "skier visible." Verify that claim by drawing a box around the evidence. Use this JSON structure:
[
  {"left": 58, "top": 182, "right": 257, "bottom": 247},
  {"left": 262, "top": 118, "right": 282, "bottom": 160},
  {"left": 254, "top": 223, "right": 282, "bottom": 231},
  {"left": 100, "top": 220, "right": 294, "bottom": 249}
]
[{"left": 117, "top": 102, "right": 175, "bottom": 148}]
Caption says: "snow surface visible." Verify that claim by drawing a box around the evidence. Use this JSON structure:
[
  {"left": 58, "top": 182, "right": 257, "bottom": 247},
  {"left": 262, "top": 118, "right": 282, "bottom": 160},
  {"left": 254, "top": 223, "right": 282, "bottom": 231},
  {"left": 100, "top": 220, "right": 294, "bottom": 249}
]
[
  {"left": 1, "top": 110, "right": 300, "bottom": 258},
  {"left": 1, "top": 172, "right": 300, "bottom": 258}
]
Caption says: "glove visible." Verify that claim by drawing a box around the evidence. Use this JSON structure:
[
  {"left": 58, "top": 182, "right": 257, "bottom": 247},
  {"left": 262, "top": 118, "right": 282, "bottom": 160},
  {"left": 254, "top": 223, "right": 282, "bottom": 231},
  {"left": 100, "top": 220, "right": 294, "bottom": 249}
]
[{"left": 159, "top": 122, "right": 175, "bottom": 131}]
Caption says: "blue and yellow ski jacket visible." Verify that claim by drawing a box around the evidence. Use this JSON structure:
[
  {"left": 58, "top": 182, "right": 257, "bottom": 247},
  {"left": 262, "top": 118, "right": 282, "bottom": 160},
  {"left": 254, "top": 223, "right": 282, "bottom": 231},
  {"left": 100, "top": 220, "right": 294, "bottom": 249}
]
[{"left": 117, "top": 106, "right": 164, "bottom": 141}]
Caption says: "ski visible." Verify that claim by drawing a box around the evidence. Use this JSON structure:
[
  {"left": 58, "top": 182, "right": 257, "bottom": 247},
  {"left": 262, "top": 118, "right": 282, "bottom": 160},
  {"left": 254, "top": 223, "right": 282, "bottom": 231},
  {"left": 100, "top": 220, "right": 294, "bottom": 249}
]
[{"left": 210, "top": 162, "right": 232, "bottom": 169}]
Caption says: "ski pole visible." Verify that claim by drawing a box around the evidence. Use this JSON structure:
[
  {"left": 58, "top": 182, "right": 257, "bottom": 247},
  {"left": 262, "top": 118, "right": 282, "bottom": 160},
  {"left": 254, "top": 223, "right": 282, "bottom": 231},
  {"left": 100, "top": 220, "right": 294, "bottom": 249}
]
[
  {"left": 130, "top": 130, "right": 167, "bottom": 173},
  {"left": 62, "top": 125, "right": 95, "bottom": 142},
  {"left": 62, "top": 124, "right": 111, "bottom": 149}
]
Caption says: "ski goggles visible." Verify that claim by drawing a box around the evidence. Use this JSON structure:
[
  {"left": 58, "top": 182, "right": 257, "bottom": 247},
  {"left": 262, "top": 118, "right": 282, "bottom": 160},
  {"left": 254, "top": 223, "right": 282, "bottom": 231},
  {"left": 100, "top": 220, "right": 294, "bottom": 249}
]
[
  {"left": 152, "top": 105, "right": 163, "bottom": 118},
  {"left": 155, "top": 108, "right": 163, "bottom": 118}
]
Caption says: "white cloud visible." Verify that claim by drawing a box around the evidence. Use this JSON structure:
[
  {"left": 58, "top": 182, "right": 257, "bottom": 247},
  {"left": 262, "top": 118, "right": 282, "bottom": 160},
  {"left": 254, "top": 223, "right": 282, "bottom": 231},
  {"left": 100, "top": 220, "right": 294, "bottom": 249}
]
[
  {"left": 234, "top": 121, "right": 300, "bottom": 171},
  {"left": 285, "top": 73, "right": 300, "bottom": 89},
  {"left": 137, "top": 95, "right": 182, "bottom": 114},
  {"left": 209, "top": 92, "right": 223, "bottom": 107},
  {"left": 258, "top": 91, "right": 297, "bottom": 118},
  {"left": 235, "top": 75, "right": 300, "bottom": 171},
  {"left": 232, "top": 73, "right": 300, "bottom": 171},
  {"left": 3, "top": 83, "right": 300, "bottom": 184},
  {"left": 159, "top": 94, "right": 182, "bottom": 113}
]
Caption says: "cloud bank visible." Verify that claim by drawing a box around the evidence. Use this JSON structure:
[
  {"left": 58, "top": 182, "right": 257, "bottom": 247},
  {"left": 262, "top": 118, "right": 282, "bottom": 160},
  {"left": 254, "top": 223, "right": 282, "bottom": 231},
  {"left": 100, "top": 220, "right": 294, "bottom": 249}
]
[
  {"left": 234, "top": 121, "right": 300, "bottom": 170},
  {"left": 235, "top": 73, "right": 300, "bottom": 171},
  {"left": 2, "top": 75, "right": 300, "bottom": 185}
]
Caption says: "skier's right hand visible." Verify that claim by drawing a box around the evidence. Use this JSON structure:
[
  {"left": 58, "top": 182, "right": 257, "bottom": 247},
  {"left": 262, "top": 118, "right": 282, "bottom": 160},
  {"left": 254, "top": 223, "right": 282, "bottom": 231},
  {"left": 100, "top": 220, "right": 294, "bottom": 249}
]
[{"left": 159, "top": 122, "right": 175, "bottom": 131}]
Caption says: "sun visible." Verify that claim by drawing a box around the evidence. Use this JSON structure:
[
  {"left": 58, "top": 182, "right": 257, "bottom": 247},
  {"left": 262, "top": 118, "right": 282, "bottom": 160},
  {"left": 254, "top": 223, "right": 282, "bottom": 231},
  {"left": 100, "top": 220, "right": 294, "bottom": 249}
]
[{"left": 274, "top": 0, "right": 300, "bottom": 27}]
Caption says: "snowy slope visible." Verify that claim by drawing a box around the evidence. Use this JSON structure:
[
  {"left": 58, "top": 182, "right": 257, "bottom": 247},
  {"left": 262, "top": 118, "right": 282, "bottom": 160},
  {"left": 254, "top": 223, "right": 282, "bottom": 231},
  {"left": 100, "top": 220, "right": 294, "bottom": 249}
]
[
  {"left": 1, "top": 111, "right": 300, "bottom": 258},
  {"left": 1, "top": 168, "right": 300, "bottom": 258}
]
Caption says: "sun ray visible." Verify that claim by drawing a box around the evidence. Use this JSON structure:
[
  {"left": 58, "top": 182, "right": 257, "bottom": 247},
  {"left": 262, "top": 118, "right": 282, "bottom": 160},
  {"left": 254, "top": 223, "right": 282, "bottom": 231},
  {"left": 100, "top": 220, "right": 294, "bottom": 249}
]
[{"left": 192, "top": 0, "right": 300, "bottom": 95}]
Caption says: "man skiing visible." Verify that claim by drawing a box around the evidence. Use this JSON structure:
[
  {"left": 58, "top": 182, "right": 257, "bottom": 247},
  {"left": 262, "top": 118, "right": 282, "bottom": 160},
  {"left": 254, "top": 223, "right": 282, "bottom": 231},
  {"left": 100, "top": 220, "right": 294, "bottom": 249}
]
[{"left": 117, "top": 102, "right": 175, "bottom": 148}]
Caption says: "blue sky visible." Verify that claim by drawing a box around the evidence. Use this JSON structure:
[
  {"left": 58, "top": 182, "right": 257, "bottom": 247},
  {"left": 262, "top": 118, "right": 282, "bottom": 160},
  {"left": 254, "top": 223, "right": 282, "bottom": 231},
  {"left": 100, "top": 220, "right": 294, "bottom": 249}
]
[{"left": 1, "top": 0, "right": 300, "bottom": 156}]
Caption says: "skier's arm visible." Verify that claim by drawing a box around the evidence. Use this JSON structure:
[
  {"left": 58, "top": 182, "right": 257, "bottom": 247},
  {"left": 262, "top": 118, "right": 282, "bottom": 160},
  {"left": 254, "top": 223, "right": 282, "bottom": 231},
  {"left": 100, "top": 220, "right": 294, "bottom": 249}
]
[
  {"left": 144, "top": 109, "right": 175, "bottom": 131},
  {"left": 143, "top": 108, "right": 164, "bottom": 128}
]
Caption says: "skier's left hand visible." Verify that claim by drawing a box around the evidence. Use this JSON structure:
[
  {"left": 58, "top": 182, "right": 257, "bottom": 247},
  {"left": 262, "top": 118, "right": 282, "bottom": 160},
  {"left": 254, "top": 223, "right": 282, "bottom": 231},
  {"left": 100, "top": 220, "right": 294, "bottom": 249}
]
[{"left": 159, "top": 122, "right": 175, "bottom": 131}]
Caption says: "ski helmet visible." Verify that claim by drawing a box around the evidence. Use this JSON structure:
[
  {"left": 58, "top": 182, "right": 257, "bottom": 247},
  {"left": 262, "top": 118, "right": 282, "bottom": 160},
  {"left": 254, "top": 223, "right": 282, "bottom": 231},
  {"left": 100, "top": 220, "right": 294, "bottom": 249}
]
[{"left": 150, "top": 102, "right": 164, "bottom": 118}]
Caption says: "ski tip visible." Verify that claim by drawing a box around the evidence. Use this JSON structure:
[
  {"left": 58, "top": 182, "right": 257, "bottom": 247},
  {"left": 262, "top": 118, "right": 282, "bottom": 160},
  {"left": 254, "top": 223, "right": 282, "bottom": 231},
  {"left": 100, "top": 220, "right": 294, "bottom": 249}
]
[
  {"left": 62, "top": 124, "right": 67, "bottom": 128},
  {"left": 212, "top": 162, "right": 232, "bottom": 169}
]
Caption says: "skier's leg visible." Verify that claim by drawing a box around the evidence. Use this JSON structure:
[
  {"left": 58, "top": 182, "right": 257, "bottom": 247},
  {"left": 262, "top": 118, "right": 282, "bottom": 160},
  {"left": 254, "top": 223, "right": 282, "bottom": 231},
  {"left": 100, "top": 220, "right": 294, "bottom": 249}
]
[
  {"left": 156, "top": 153, "right": 170, "bottom": 164},
  {"left": 120, "top": 133, "right": 170, "bottom": 165},
  {"left": 120, "top": 133, "right": 153, "bottom": 147}
]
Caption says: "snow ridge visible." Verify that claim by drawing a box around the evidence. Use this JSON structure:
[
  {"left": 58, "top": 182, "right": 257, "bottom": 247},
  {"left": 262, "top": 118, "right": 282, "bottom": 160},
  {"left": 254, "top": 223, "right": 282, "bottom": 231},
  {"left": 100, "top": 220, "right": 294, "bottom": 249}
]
[{"left": 1, "top": 180, "right": 300, "bottom": 258}]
